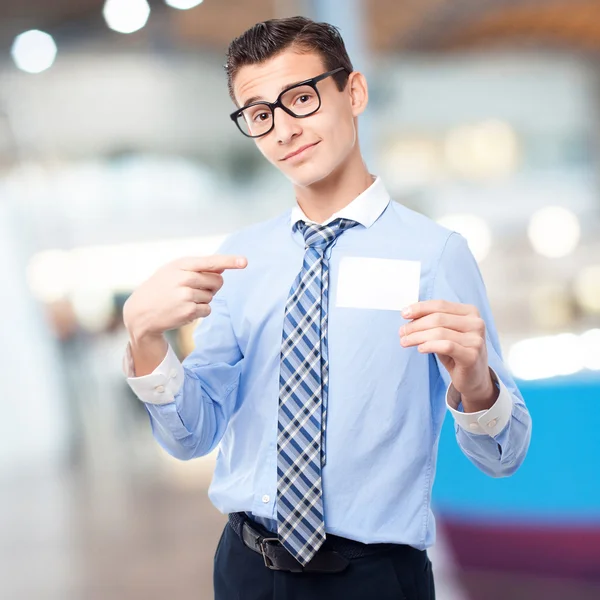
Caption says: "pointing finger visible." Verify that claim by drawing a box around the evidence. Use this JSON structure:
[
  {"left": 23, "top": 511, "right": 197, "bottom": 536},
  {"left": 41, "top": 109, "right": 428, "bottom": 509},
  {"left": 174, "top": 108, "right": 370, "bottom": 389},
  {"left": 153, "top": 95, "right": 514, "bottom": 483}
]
[{"left": 180, "top": 255, "right": 248, "bottom": 273}]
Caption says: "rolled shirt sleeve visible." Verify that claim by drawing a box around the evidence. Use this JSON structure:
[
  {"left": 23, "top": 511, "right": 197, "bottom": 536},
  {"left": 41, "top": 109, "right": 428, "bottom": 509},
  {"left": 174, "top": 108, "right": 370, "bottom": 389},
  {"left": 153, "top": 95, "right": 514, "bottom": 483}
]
[
  {"left": 446, "top": 367, "right": 512, "bottom": 438},
  {"left": 432, "top": 232, "right": 532, "bottom": 477},
  {"left": 123, "top": 342, "right": 184, "bottom": 404},
  {"left": 122, "top": 295, "right": 244, "bottom": 461}
]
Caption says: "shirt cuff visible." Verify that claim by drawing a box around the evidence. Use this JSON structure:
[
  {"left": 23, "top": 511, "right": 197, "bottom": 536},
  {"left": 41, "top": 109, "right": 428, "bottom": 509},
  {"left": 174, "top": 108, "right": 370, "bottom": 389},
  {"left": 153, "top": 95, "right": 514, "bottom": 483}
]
[
  {"left": 122, "top": 342, "right": 184, "bottom": 405},
  {"left": 445, "top": 367, "right": 512, "bottom": 437}
]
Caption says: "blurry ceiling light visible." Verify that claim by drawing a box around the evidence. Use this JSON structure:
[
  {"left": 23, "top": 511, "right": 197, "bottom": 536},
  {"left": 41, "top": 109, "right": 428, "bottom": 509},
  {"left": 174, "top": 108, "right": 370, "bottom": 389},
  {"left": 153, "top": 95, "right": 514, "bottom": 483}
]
[
  {"left": 165, "top": 0, "right": 204, "bottom": 8},
  {"left": 27, "top": 235, "right": 228, "bottom": 301},
  {"left": 581, "top": 329, "right": 600, "bottom": 370},
  {"left": 444, "top": 120, "right": 519, "bottom": 181},
  {"left": 528, "top": 206, "right": 580, "bottom": 258},
  {"left": 27, "top": 250, "right": 74, "bottom": 303},
  {"left": 71, "top": 288, "right": 115, "bottom": 333},
  {"left": 382, "top": 137, "right": 440, "bottom": 192},
  {"left": 103, "top": 0, "right": 151, "bottom": 34},
  {"left": 11, "top": 30, "right": 57, "bottom": 74},
  {"left": 573, "top": 265, "right": 600, "bottom": 314},
  {"left": 508, "top": 333, "right": 585, "bottom": 380},
  {"left": 436, "top": 214, "right": 492, "bottom": 262}
]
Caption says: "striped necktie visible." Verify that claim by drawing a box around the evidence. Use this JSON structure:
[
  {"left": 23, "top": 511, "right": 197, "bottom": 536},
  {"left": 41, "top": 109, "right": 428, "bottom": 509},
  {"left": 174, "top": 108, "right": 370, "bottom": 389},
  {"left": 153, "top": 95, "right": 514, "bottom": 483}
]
[{"left": 276, "top": 217, "right": 358, "bottom": 566}]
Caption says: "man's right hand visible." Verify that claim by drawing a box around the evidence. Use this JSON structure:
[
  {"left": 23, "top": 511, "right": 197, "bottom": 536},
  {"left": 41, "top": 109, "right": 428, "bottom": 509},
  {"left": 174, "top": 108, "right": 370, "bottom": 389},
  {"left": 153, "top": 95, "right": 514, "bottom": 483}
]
[{"left": 123, "top": 254, "right": 248, "bottom": 340}]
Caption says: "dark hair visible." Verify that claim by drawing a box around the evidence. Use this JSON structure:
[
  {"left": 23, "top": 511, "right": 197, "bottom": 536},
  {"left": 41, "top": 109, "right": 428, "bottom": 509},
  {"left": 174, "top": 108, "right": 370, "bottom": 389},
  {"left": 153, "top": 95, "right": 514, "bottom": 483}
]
[{"left": 225, "top": 16, "right": 353, "bottom": 104}]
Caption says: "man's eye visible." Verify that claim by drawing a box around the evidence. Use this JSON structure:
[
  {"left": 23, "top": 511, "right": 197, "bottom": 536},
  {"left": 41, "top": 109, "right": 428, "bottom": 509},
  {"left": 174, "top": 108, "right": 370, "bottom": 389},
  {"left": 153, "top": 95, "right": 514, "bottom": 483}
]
[
  {"left": 297, "top": 94, "right": 311, "bottom": 104},
  {"left": 253, "top": 112, "right": 270, "bottom": 122}
]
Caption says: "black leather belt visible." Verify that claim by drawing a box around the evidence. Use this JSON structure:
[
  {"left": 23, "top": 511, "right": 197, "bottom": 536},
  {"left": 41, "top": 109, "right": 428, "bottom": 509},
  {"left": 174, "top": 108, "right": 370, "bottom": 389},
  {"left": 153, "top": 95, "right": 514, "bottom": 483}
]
[{"left": 228, "top": 512, "right": 399, "bottom": 573}]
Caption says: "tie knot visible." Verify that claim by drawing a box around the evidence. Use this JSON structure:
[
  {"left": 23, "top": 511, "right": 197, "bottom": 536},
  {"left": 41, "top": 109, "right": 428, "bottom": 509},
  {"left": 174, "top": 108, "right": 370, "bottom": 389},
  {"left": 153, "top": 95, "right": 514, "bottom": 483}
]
[{"left": 297, "top": 218, "right": 358, "bottom": 249}]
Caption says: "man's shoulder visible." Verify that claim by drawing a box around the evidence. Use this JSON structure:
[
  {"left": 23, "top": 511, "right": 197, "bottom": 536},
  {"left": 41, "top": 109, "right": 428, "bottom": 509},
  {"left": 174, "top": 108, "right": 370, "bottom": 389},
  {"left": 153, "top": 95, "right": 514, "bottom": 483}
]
[{"left": 387, "top": 199, "right": 454, "bottom": 242}]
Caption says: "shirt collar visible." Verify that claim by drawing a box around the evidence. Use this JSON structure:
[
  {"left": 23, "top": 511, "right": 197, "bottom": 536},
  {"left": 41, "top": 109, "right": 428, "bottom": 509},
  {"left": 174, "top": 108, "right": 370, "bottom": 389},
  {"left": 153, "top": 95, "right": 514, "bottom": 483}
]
[{"left": 290, "top": 176, "right": 390, "bottom": 231}]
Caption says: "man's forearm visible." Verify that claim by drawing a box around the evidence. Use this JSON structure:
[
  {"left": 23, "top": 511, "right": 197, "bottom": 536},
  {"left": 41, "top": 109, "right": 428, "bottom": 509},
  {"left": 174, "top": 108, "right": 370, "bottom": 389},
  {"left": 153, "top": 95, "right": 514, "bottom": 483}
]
[
  {"left": 127, "top": 329, "right": 169, "bottom": 377},
  {"left": 461, "top": 368, "right": 499, "bottom": 413}
]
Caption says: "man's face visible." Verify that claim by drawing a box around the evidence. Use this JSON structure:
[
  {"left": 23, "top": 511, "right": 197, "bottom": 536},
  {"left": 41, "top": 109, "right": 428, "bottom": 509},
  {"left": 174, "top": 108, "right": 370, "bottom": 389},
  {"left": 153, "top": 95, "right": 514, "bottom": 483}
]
[{"left": 232, "top": 50, "right": 364, "bottom": 188}]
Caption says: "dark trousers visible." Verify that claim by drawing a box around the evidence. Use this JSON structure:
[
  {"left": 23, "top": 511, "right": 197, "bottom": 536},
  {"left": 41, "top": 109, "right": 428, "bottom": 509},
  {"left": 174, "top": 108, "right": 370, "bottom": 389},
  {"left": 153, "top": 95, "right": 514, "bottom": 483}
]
[{"left": 213, "top": 521, "right": 435, "bottom": 600}]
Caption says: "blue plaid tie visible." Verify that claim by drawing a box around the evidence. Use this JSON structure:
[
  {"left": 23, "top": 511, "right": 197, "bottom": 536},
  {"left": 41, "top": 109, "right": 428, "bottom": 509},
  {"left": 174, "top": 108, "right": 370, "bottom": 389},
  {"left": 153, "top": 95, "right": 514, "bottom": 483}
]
[{"left": 277, "top": 217, "right": 358, "bottom": 566}]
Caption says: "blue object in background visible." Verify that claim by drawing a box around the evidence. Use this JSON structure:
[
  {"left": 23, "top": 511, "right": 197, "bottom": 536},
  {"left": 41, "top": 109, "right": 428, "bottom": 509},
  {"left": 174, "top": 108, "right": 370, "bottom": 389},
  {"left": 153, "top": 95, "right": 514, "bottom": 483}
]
[
  {"left": 434, "top": 371, "right": 600, "bottom": 520},
  {"left": 433, "top": 371, "right": 600, "bottom": 581}
]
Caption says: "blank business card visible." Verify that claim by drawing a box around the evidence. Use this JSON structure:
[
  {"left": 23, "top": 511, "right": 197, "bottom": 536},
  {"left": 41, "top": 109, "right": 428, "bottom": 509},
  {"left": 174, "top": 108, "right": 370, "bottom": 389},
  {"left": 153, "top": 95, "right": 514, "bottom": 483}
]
[{"left": 335, "top": 256, "right": 421, "bottom": 311}]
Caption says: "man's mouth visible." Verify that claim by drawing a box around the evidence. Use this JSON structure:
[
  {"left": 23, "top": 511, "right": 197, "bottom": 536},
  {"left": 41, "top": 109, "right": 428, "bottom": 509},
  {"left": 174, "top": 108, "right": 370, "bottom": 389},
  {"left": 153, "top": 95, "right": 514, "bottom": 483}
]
[{"left": 281, "top": 141, "right": 320, "bottom": 161}]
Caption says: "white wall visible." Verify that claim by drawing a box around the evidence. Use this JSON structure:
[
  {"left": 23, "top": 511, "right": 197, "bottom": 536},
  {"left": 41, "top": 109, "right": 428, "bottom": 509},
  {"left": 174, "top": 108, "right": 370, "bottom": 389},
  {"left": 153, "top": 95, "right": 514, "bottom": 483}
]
[{"left": 0, "top": 199, "right": 69, "bottom": 474}]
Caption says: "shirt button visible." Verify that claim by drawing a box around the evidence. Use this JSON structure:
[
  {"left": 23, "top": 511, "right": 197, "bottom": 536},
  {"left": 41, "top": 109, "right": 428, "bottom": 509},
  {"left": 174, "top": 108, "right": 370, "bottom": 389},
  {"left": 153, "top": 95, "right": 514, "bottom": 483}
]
[
  {"left": 169, "top": 369, "right": 177, "bottom": 379},
  {"left": 155, "top": 385, "right": 165, "bottom": 393},
  {"left": 469, "top": 423, "right": 479, "bottom": 431},
  {"left": 262, "top": 495, "right": 270, "bottom": 503},
  {"left": 487, "top": 418, "right": 498, "bottom": 428}
]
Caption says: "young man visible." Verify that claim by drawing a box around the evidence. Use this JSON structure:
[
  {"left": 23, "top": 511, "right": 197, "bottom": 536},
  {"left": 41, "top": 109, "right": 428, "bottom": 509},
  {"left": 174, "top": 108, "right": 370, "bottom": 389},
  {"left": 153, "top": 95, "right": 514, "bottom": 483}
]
[{"left": 123, "top": 16, "right": 532, "bottom": 600}]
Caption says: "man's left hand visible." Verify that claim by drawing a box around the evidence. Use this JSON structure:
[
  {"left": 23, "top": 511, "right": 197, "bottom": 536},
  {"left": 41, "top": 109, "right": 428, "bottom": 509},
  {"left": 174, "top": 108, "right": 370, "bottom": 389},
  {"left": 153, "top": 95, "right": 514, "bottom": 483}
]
[{"left": 399, "top": 300, "right": 498, "bottom": 412}]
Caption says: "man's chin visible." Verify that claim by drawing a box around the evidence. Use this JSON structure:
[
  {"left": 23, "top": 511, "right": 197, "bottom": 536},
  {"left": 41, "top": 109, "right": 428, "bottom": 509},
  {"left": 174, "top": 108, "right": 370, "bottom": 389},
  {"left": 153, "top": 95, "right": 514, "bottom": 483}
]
[{"left": 284, "top": 165, "right": 331, "bottom": 188}]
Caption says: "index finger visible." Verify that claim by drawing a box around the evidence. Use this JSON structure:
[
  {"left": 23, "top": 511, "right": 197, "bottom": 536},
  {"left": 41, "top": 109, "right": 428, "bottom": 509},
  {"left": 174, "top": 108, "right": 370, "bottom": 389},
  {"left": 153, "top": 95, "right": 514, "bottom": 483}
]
[
  {"left": 180, "top": 254, "right": 248, "bottom": 273},
  {"left": 401, "top": 300, "right": 476, "bottom": 319}
]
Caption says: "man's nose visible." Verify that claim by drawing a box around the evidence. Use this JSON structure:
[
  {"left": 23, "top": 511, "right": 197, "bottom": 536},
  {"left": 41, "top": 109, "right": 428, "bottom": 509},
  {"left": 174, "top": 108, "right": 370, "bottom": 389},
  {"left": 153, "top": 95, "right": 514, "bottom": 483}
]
[{"left": 274, "top": 107, "right": 301, "bottom": 144}]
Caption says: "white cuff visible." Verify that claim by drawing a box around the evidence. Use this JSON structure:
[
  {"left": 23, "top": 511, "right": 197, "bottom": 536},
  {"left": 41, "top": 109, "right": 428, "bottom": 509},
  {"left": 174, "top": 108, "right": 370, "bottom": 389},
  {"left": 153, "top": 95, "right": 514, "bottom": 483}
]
[
  {"left": 445, "top": 367, "right": 512, "bottom": 437},
  {"left": 123, "top": 342, "right": 184, "bottom": 405}
]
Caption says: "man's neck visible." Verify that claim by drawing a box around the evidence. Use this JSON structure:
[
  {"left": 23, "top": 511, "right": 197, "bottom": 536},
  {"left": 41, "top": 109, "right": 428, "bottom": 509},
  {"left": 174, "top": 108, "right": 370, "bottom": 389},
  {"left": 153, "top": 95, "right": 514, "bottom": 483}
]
[{"left": 293, "top": 149, "right": 373, "bottom": 224}]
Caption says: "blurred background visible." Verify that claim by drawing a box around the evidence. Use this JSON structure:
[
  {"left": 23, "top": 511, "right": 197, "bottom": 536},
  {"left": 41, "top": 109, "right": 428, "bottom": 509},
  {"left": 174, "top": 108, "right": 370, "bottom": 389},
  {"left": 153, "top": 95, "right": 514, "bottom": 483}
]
[{"left": 1, "top": 0, "right": 599, "bottom": 599}]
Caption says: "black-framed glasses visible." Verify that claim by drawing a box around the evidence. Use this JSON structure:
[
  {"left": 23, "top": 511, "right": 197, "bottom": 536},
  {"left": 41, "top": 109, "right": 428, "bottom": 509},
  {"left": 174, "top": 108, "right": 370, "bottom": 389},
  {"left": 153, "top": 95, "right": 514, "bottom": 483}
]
[{"left": 230, "top": 66, "right": 348, "bottom": 138}]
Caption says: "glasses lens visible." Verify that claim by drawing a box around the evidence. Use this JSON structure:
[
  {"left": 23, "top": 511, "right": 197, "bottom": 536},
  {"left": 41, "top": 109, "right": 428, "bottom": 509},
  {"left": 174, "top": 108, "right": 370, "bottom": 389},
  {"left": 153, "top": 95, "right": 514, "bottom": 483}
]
[
  {"left": 237, "top": 104, "right": 273, "bottom": 137},
  {"left": 281, "top": 85, "right": 320, "bottom": 117}
]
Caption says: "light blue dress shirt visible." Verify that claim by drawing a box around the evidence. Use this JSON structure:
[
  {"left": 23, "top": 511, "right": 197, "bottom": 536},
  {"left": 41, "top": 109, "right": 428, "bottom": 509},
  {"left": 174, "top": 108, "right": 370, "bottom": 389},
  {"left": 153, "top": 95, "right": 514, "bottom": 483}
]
[{"left": 125, "top": 177, "right": 532, "bottom": 549}]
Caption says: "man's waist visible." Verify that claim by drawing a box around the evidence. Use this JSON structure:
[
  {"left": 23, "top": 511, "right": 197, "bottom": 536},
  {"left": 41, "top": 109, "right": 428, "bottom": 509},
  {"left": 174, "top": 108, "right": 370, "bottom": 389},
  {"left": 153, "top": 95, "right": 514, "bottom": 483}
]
[
  {"left": 245, "top": 511, "right": 277, "bottom": 533},
  {"left": 230, "top": 511, "right": 422, "bottom": 560}
]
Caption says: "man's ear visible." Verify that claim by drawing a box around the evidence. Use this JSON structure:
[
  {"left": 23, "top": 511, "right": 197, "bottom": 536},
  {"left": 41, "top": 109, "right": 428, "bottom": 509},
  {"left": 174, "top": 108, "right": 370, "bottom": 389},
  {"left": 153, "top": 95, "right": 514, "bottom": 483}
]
[{"left": 347, "top": 71, "right": 369, "bottom": 117}]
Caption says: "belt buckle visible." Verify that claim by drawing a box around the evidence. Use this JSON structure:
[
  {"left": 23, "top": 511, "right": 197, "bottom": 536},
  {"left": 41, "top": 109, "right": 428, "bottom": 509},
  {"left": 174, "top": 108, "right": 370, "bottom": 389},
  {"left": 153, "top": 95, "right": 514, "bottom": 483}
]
[{"left": 259, "top": 537, "right": 283, "bottom": 570}]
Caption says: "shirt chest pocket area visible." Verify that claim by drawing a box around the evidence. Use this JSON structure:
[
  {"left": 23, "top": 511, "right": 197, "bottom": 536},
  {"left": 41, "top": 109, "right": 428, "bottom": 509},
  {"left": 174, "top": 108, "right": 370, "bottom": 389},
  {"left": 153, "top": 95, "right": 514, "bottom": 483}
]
[
  {"left": 328, "top": 256, "right": 423, "bottom": 374},
  {"left": 232, "top": 273, "right": 294, "bottom": 355}
]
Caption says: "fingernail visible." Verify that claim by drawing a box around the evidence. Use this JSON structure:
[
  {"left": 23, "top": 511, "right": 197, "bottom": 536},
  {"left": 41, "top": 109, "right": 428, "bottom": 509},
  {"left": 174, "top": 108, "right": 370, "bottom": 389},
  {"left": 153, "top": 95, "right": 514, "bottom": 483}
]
[
  {"left": 236, "top": 258, "right": 246, "bottom": 267},
  {"left": 402, "top": 306, "right": 411, "bottom": 317}
]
